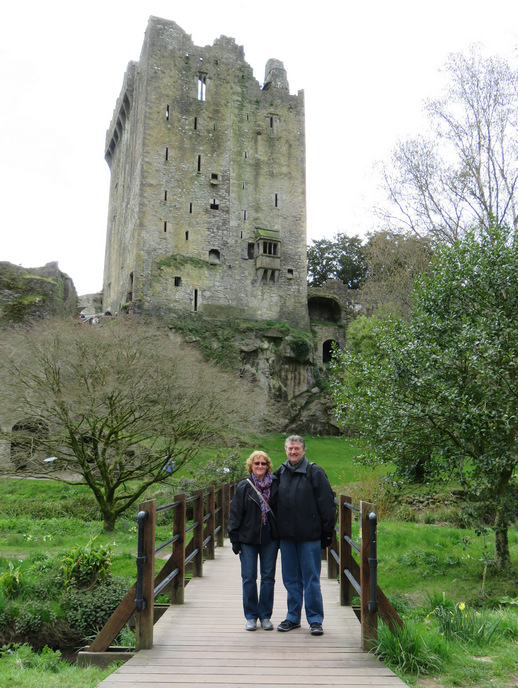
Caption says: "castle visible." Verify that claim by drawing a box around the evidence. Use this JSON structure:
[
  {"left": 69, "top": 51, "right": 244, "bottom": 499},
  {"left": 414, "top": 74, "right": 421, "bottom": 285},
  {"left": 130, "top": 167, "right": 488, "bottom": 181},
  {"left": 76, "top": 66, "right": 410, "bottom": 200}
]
[{"left": 102, "top": 17, "right": 308, "bottom": 329}]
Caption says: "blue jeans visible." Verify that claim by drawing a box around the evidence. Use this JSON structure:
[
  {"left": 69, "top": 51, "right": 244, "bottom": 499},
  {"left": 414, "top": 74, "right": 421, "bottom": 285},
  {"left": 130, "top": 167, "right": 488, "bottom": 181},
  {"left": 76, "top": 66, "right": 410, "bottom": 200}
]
[
  {"left": 279, "top": 539, "right": 323, "bottom": 625},
  {"left": 239, "top": 539, "right": 279, "bottom": 620}
]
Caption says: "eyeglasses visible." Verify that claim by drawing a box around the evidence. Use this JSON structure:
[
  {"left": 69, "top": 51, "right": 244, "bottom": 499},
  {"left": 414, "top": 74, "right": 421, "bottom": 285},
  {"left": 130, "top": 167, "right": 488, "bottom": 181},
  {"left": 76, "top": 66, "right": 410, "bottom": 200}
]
[{"left": 253, "top": 462, "right": 268, "bottom": 466}]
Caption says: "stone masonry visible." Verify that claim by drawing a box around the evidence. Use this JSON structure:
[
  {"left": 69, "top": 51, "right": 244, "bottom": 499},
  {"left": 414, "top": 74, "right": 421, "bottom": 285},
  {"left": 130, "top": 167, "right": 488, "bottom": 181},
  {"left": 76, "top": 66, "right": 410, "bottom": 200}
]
[{"left": 102, "top": 17, "right": 309, "bottom": 329}]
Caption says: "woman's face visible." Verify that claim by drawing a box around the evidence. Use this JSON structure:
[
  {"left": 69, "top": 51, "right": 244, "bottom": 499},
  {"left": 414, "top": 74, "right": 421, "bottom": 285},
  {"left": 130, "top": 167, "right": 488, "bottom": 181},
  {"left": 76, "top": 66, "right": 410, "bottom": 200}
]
[{"left": 252, "top": 456, "right": 269, "bottom": 479}]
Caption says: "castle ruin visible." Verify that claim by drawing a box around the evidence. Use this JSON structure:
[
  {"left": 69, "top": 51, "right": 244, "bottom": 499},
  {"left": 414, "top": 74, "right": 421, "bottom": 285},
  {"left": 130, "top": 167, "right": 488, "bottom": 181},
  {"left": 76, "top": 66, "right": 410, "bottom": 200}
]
[{"left": 102, "top": 17, "right": 308, "bottom": 329}]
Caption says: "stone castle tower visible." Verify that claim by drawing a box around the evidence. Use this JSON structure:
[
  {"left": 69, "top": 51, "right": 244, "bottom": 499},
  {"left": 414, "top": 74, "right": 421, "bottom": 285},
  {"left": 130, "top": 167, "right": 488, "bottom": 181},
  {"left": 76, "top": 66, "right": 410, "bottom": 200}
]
[{"left": 102, "top": 16, "right": 309, "bottom": 329}]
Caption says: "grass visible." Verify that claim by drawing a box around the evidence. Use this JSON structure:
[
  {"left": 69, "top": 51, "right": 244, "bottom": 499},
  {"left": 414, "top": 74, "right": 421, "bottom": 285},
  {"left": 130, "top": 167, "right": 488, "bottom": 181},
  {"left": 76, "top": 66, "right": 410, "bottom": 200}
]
[{"left": 1, "top": 433, "right": 518, "bottom": 687}]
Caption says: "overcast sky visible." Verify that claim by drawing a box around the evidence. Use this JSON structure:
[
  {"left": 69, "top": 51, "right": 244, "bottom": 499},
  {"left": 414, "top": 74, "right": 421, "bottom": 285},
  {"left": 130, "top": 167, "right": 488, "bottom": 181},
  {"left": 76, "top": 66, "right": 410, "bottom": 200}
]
[{"left": 2, "top": 0, "right": 518, "bottom": 295}]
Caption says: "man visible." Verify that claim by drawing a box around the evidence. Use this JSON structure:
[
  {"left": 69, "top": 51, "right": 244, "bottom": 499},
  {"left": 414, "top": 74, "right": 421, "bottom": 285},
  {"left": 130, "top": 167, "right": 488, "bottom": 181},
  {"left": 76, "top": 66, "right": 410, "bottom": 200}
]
[{"left": 274, "top": 435, "right": 335, "bottom": 636}]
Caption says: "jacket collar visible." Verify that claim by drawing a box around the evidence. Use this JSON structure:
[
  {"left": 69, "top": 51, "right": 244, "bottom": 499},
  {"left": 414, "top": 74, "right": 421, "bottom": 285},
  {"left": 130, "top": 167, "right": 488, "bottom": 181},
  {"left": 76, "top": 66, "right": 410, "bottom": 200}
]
[{"left": 283, "top": 455, "right": 308, "bottom": 473}]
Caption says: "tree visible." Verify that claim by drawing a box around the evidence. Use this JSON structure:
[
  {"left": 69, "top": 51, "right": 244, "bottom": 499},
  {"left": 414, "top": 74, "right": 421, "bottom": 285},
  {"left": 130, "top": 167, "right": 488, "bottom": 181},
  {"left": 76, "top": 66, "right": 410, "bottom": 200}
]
[
  {"left": 307, "top": 233, "right": 367, "bottom": 288},
  {"left": 0, "top": 318, "right": 260, "bottom": 530},
  {"left": 332, "top": 224, "right": 518, "bottom": 569},
  {"left": 379, "top": 47, "right": 518, "bottom": 244},
  {"left": 361, "top": 231, "right": 434, "bottom": 319}
]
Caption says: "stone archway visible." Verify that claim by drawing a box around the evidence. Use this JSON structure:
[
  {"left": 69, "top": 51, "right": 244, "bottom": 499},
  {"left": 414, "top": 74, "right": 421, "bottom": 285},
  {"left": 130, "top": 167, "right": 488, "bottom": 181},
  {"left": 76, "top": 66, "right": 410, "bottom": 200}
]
[{"left": 322, "top": 339, "right": 338, "bottom": 364}]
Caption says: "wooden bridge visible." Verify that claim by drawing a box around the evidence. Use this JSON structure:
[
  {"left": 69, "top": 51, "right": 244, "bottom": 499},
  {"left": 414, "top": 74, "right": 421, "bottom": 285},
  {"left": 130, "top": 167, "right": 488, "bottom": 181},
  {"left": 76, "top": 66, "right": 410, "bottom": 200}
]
[{"left": 86, "top": 487, "right": 408, "bottom": 688}]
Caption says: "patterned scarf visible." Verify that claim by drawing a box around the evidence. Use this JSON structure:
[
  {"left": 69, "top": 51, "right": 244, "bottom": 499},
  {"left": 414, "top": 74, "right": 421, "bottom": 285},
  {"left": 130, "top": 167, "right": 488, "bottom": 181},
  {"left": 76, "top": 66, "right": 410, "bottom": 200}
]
[{"left": 250, "top": 471, "right": 273, "bottom": 523}]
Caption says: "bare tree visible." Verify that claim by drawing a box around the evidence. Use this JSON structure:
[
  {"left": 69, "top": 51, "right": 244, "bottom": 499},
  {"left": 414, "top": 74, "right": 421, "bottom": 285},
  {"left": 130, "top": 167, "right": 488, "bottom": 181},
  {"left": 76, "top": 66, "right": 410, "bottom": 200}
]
[
  {"left": 379, "top": 46, "right": 518, "bottom": 243},
  {"left": 0, "top": 318, "right": 261, "bottom": 530}
]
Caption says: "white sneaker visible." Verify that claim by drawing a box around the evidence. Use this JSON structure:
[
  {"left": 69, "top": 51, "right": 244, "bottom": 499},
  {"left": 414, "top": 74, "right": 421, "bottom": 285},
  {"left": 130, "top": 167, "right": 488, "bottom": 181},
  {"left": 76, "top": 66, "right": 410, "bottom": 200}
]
[{"left": 245, "top": 619, "right": 257, "bottom": 631}]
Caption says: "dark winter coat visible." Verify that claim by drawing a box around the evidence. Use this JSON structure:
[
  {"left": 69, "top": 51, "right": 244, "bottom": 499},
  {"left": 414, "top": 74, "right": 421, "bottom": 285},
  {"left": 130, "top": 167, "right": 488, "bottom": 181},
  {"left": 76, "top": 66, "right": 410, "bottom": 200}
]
[
  {"left": 228, "top": 476, "right": 279, "bottom": 547},
  {"left": 273, "top": 457, "right": 335, "bottom": 543}
]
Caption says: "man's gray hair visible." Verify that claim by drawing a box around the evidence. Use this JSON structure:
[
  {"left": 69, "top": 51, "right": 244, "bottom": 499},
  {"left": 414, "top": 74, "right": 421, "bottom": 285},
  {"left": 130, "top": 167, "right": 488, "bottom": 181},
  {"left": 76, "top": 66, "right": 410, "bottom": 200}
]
[{"left": 284, "top": 435, "right": 305, "bottom": 450}]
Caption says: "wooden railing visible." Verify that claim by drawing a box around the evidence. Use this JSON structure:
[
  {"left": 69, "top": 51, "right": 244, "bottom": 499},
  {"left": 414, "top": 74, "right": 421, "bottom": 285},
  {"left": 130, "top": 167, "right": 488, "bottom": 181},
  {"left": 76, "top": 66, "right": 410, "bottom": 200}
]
[
  {"left": 86, "top": 483, "right": 234, "bottom": 654},
  {"left": 84, "top": 485, "right": 402, "bottom": 658},
  {"left": 327, "top": 495, "right": 403, "bottom": 649}
]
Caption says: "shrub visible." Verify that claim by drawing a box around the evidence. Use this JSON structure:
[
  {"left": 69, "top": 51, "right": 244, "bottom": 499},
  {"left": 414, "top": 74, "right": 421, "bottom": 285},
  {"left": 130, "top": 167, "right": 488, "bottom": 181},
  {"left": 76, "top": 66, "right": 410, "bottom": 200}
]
[
  {"left": 63, "top": 576, "right": 128, "bottom": 636},
  {"left": 59, "top": 537, "right": 112, "bottom": 588},
  {"left": 14, "top": 602, "right": 57, "bottom": 635}
]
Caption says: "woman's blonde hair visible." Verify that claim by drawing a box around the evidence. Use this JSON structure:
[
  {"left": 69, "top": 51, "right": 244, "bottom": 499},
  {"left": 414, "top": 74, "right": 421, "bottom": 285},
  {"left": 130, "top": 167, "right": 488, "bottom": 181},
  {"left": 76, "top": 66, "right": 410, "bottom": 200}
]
[{"left": 245, "top": 450, "right": 273, "bottom": 474}]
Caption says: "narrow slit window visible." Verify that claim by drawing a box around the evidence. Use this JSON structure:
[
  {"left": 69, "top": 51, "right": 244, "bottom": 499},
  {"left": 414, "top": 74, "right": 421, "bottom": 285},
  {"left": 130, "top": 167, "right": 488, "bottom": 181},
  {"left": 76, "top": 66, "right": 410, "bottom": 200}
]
[
  {"left": 174, "top": 276, "right": 181, "bottom": 287},
  {"left": 244, "top": 151, "right": 248, "bottom": 159},
  {"left": 185, "top": 231, "right": 189, "bottom": 241},
  {"left": 274, "top": 193, "right": 278, "bottom": 208},
  {"left": 165, "top": 147, "right": 169, "bottom": 161},
  {"left": 197, "top": 155, "right": 201, "bottom": 172},
  {"left": 194, "top": 116, "right": 198, "bottom": 130},
  {"left": 243, "top": 210, "right": 247, "bottom": 221},
  {"left": 193, "top": 288, "right": 198, "bottom": 311},
  {"left": 165, "top": 105, "right": 170, "bottom": 121},
  {"left": 189, "top": 202, "right": 193, "bottom": 214},
  {"left": 164, "top": 190, "right": 168, "bottom": 201},
  {"left": 164, "top": 222, "right": 167, "bottom": 233},
  {"left": 197, "top": 73, "right": 207, "bottom": 101}
]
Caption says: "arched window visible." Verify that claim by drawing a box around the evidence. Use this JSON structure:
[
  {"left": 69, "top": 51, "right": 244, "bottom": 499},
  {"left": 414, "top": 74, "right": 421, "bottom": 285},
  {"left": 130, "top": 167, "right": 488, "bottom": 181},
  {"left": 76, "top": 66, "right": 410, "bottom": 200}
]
[{"left": 322, "top": 339, "right": 338, "bottom": 364}]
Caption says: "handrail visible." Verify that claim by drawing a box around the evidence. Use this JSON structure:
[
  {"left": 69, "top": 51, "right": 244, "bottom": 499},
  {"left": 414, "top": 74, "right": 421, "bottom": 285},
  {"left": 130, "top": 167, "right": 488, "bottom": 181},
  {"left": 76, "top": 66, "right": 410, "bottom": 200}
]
[
  {"left": 87, "top": 481, "right": 236, "bottom": 653},
  {"left": 86, "top": 482, "right": 401, "bottom": 655},
  {"left": 326, "top": 494, "right": 403, "bottom": 650}
]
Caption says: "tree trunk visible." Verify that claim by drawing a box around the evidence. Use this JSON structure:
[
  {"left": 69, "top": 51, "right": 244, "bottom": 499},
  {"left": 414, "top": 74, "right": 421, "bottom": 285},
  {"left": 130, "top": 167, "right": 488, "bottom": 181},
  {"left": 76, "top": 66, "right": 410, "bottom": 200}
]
[
  {"left": 103, "top": 512, "right": 116, "bottom": 531},
  {"left": 493, "top": 508, "right": 510, "bottom": 570}
]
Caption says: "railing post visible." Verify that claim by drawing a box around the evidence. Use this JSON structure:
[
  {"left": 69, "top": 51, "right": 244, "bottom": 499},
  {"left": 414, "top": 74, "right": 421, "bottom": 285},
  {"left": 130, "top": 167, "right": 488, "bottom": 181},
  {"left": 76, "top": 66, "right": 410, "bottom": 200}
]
[
  {"left": 192, "top": 488, "right": 204, "bottom": 576},
  {"left": 339, "top": 495, "right": 353, "bottom": 606},
  {"left": 215, "top": 484, "right": 224, "bottom": 547},
  {"left": 360, "top": 500, "right": 378, "bottom": 650},
  {"left": 171, "top": 493, "right": 186, "bottom": 604},
  {"left": 206, "top": 485, "right": 215, "bottom": 560},
  {"left": 327, "top": 498, "right": 339, "bottom": 579},
  {"left": 222, "top": 482, "right": 231, "bottom": 539},
  {"left": 135, "top": 498, "right": 156, "bottom": 651}
]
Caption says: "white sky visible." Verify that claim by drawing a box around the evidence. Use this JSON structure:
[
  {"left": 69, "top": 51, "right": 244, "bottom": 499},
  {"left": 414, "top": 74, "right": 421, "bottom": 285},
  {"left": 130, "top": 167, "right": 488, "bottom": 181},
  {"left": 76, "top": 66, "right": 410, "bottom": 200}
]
[{"left": 2, "top": 0, "right": 518, "bottom": 295}]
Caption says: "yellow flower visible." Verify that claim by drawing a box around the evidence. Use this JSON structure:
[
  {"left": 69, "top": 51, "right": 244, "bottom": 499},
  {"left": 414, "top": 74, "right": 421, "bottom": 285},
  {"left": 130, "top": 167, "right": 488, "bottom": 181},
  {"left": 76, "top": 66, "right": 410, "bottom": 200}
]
[{"left": 458, "top": 602, "right": 466, "bottom": 611}]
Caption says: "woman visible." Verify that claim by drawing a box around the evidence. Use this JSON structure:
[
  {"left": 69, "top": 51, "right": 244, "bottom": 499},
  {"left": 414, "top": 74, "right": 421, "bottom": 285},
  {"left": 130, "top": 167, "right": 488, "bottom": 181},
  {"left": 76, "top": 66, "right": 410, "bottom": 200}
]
[{"left": 228, "top": 450, "right": 279, "bottom": 631}]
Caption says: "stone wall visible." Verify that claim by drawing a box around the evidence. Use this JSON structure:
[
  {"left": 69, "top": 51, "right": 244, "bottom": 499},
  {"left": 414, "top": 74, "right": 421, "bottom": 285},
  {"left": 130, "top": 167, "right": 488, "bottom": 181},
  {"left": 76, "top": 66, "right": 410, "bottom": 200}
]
[{"left": 102, "top": 16, "right": 308, "bottom": 329}]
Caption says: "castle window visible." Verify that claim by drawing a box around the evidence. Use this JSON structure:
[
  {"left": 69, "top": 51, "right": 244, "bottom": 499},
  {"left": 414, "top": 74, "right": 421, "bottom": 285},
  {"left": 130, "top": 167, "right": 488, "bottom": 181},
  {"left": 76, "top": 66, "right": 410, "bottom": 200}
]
[
  {"left": 194, "top": 117, "right": 198, "bottom": 130},
  {"left": 262, "top": 241, "right": 278, "bottom": 256},
  {"left": 197, "top": 155, "right": 202, "bottom": 172},
  {"left": 174, "top": 276, "right": 181, "bottom": 287},
  {"left": 165, "top": 147, "right": 169, "bottom": 161},
  {"left": 242, "top": 182, "right": 246, "bottom": 190},
  {"left": 210, "top": 199, "right": 219, "bottom": 210},
  {"left": 323, "top": 340, "right": 338, "bottom": 364},
  {"left": 243, "top": 210, "right": 247, "bottom": 221},
  {"left": 185, "top": 231, "right": 189, "bottom": 241},
  {"left": 193, "top": 288, "right": 199, "bottom": 311},
  {"left": 209, "top": 249, "right": 221, "bottom": 264},
  {"left": 274, "top": 193, "right": 278, "bottom": 208},
  {"left": 164, "top": 190, "right": 168, "bottom": 201},
  {"left": 166, "top": 105, "right": 170, "bottom": 121},
  {"left": 164, "top": 222, "right": 167, "bottom": 233},
  {"left": 248, "top": 243, "right": 255, "bottom": 259},
  {"left": 287, "top": 268, "right": 294, "bottom": 279},
  {"left": 197, "top": 73, "right": 207, "bottom": 101},
  {"left": 244, "top": 151, "right": 248, "bottom": 159},
  {"left": 189, "top": 202, "right": 193, "bottom": 214}
]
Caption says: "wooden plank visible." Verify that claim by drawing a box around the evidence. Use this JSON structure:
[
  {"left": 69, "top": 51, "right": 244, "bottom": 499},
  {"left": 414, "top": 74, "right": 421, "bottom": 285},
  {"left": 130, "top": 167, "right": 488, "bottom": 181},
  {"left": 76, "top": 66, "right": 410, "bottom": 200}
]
[{"left": 94, "top": 542, "right": 407, "bottom": 688}]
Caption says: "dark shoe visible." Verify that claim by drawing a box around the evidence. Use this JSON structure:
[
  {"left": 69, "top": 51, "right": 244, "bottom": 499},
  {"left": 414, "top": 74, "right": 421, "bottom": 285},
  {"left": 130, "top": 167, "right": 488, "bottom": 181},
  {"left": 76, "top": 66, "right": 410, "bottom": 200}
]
[
  {"left": 260, "top": 618, "right": 274, "bottom": 630},
  {"left": 277, "top": 619, "right": 301, "bottom": 632},
  {"left": 245, "top": 619, "right": 257, "bottom": 631},
  {"left": 310, "top": 622, "right": 324, "bottom": 635}
]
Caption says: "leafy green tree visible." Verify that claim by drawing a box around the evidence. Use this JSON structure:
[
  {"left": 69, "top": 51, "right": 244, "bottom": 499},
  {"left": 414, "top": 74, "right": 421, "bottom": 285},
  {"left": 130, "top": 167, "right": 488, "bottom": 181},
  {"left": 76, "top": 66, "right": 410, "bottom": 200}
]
[
  {"left": 307, "top": 233, "right": 367, "bottom": 288},
  {"left": 379, "top": 47, "right": 518, "bottom": 243},
  {"left": 332, "top": 224, "right": 518, "bottom": 569},
  {"left": 0, "top": 318, "right": 259, "bottom": 530}
]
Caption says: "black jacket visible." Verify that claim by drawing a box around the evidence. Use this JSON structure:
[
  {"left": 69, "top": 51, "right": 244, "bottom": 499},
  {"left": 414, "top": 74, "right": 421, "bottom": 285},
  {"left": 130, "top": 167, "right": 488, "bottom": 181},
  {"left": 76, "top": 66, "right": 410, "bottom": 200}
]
[
  {"left": 228, "top": 476, "right": 279, "bottom": 546},
  {"left": 273, "top": 457, "right": 335, "bottom": 542}
]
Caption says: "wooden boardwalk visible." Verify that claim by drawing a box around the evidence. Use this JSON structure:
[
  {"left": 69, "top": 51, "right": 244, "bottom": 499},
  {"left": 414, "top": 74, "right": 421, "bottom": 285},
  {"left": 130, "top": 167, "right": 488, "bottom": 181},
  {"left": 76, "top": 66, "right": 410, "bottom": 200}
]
[{"left": 96, "top": 541, "right": 407, "bottom": 688}]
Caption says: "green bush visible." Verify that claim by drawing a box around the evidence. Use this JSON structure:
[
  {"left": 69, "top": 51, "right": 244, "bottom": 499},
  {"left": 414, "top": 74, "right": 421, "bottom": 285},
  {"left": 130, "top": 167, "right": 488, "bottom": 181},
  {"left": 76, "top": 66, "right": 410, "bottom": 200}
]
[
  {"left": 14, "top": 602, "right": 57, "bottom": 635},
  {"left": 429, "top": 601, "right": 501, "bottom": 646},
  {"left": 63, "top": 576, "right": 128, "bottom": 636},
  {"left": 0, "top": 561, "right": 23, "bottom": 598},
  {"left": 59, "top": 537, "right": 112, "bottom": 589}
]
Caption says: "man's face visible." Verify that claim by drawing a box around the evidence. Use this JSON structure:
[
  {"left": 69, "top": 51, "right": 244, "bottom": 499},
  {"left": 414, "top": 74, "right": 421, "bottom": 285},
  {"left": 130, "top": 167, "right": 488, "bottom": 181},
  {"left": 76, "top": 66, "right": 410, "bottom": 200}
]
[{"left": 285, "top": 441, "right": 304, "bottom": 465}]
